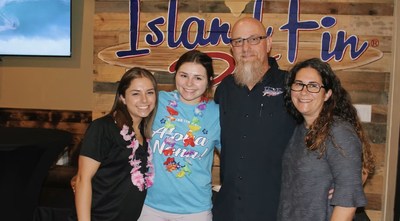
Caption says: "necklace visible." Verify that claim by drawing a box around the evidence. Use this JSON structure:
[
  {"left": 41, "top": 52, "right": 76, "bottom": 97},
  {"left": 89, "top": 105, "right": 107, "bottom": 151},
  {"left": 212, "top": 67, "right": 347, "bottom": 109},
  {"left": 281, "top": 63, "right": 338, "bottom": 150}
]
[
  {"left": 120, "top": 125, "right": 154, "bottom": 191},
  {"left": 165, "top": 91, "right": 208, "bottom": 147}
]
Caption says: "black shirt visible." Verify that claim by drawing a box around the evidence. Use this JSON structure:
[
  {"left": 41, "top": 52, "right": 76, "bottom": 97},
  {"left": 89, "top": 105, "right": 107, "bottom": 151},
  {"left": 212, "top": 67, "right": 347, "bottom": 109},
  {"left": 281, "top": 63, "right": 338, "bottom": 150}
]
[
  {"left": 213, "top": 58, "right": 296, "bottom": 221},
  {"left": 70, "top": 115, "right": 148, "bottom": 221}
]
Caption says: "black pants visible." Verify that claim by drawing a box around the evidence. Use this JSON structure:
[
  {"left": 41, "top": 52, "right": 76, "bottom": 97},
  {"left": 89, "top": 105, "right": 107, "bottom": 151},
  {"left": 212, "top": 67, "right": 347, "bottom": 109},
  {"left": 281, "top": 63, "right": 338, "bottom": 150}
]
[{"left": 353, "top": 207, "right": 370, "bottom": 221}]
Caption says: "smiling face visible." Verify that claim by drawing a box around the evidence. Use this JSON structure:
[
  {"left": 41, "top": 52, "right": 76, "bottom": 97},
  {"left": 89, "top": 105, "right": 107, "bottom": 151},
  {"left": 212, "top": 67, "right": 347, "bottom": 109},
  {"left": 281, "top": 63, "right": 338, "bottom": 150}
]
[
  {"left": 230, "top": 18, "right": 270, "bottom": 65},
  {"left": 175, "top": 62, "right": 209, "bottom": 105},
  {"left": 120, "top": 77, "right": 156, "bottom": 124},
  {"left": 230, "top": 17, "right": 271, "bottom": 88},
  {"left": 291, "top": 67, "right": 332, "bottom": 127}
]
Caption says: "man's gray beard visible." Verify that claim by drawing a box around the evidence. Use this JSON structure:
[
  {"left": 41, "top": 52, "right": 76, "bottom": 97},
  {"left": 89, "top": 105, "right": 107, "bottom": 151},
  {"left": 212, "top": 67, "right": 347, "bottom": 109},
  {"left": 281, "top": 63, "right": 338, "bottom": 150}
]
[{"left": 233, "top": 60, "right": 265, "bottom": 87}]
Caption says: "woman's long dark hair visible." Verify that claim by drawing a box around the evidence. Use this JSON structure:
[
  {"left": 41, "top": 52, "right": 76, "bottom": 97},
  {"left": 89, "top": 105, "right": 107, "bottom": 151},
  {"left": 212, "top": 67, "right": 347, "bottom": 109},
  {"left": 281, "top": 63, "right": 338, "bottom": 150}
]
[
  {"left": 284, "top": 58, "right": 374, "bottom": 173},
  {"left": 109, "top": 67, "right": 158, "bottom": 138}
]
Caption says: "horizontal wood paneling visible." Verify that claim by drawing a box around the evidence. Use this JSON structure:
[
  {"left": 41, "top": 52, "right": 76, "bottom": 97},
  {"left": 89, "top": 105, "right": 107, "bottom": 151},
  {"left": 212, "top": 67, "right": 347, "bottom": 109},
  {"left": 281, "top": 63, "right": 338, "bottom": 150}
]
[
  {"left": 96, "top": 0, "right": 394, "bottom": 16},
  {"left": 93, "top": 0, "right": 395, "bottom": 217}
]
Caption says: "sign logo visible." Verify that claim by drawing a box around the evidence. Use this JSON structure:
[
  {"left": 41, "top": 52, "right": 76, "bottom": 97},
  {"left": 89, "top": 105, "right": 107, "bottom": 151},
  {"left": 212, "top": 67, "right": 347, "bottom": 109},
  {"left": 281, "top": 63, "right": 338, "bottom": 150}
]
[{"left": 98, "top": 0, "right": 383, "bottom": 86}]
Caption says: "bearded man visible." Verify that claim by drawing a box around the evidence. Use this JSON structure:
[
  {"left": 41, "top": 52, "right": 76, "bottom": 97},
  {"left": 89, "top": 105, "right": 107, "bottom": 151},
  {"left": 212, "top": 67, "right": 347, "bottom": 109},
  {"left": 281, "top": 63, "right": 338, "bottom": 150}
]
[{"left": 212, "top": 17, "right": 296, "bottom": 221}]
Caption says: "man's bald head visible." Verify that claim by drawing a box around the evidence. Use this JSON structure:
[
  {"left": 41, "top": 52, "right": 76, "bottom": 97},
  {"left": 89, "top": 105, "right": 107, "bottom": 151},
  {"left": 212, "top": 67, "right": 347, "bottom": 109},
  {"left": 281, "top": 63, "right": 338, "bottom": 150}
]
[{"left": 229, "top": 17, "right": 272, "bottom": 89}]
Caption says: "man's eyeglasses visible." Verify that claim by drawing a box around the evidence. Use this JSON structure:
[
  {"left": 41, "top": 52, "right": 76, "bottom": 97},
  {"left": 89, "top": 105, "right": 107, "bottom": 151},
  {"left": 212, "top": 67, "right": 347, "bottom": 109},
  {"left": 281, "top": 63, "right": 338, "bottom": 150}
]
[
  {"left": 291, "top": 82, "right": 325, "bottom": 93},
  {"left": 230, "top": 36, "right": 268, "bottom": 47}
]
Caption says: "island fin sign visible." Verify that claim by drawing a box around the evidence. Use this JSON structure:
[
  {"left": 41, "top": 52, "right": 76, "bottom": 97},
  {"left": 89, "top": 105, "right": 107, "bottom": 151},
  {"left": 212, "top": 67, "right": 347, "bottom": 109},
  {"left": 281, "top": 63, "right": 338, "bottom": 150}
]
[{"left": 98, "top": 0, "right": 383, "bottom": 86}]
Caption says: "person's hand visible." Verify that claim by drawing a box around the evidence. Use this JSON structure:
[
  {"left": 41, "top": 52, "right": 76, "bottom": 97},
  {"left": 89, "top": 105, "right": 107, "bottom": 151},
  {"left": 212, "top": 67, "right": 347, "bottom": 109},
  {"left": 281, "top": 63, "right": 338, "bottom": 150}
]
[
  {"left": 328, "top": 188, "right": 334, "bottom": 199},
  {"left": 71, "top": 174, "right": 77, "bottom": 193}
]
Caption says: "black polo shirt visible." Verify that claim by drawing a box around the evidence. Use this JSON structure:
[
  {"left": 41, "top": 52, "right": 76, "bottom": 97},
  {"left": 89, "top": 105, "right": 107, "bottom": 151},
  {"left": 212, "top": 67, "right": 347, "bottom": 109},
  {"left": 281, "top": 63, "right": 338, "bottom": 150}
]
[{"left": 213, "top": 58, "right": 296, "bottom": 221}]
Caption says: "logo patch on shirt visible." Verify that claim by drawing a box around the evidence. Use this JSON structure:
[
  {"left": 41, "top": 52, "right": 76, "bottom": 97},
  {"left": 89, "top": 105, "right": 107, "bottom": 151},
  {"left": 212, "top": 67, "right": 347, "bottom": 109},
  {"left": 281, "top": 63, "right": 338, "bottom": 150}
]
[{"left": 262, "top": 86, "right": 283, "bottom": 96}]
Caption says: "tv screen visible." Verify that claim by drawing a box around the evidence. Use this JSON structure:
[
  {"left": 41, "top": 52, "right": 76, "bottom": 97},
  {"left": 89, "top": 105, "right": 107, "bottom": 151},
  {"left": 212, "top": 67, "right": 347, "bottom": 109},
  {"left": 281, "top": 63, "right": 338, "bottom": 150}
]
[{"left": 0, "top": 0, "right": 71, "bottom": 57}]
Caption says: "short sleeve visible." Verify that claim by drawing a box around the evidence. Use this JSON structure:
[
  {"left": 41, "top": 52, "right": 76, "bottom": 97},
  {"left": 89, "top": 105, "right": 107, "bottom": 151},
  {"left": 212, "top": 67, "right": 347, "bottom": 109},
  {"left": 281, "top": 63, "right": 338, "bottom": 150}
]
[
  {"left": 215, "top": 137, "right": 221, "bottom": 152},
  {"left": 79, "top": 116, "right": 114, "bottom": 162},
  {"left": 327, "top": 121, "right": 367, "bottom": 207},
  {"left": 214, "top": 112, "right": 221, "bottom": 152}
]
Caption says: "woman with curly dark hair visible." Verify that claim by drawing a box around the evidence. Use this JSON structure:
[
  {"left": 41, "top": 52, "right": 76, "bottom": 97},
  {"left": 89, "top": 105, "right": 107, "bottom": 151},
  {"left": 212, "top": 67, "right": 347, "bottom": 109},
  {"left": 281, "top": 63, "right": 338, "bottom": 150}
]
[{"left": 277, "top": 58, "right": 374, "bottom": 221}]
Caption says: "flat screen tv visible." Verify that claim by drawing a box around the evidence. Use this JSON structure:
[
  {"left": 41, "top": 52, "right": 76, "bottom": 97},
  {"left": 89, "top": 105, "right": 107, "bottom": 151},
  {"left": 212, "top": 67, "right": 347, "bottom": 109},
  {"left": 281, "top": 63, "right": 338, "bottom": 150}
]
[{"left": 0, "top": 0, "right": 71, "bottom": 57}]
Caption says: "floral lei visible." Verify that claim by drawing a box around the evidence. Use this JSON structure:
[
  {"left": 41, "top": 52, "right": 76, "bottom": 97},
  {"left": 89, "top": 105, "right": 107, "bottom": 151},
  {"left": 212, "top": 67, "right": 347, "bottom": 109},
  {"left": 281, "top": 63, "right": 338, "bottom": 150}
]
[
  {"left": 160, "top": 91, "right": 209, "bottom": 178},
  {"left": 120, "top": 125, "right": 154, "bottom": 191},
  {"left": 165, "top": 91, "right": 208, "bottom": 147}
]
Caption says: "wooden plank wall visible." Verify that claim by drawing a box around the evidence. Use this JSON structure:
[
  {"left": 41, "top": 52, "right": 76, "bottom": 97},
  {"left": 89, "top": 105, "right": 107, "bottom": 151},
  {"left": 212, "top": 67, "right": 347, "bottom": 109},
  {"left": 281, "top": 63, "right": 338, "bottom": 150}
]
[{"left": 93, "top": 0, "right": 394, "bottom": 219}]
